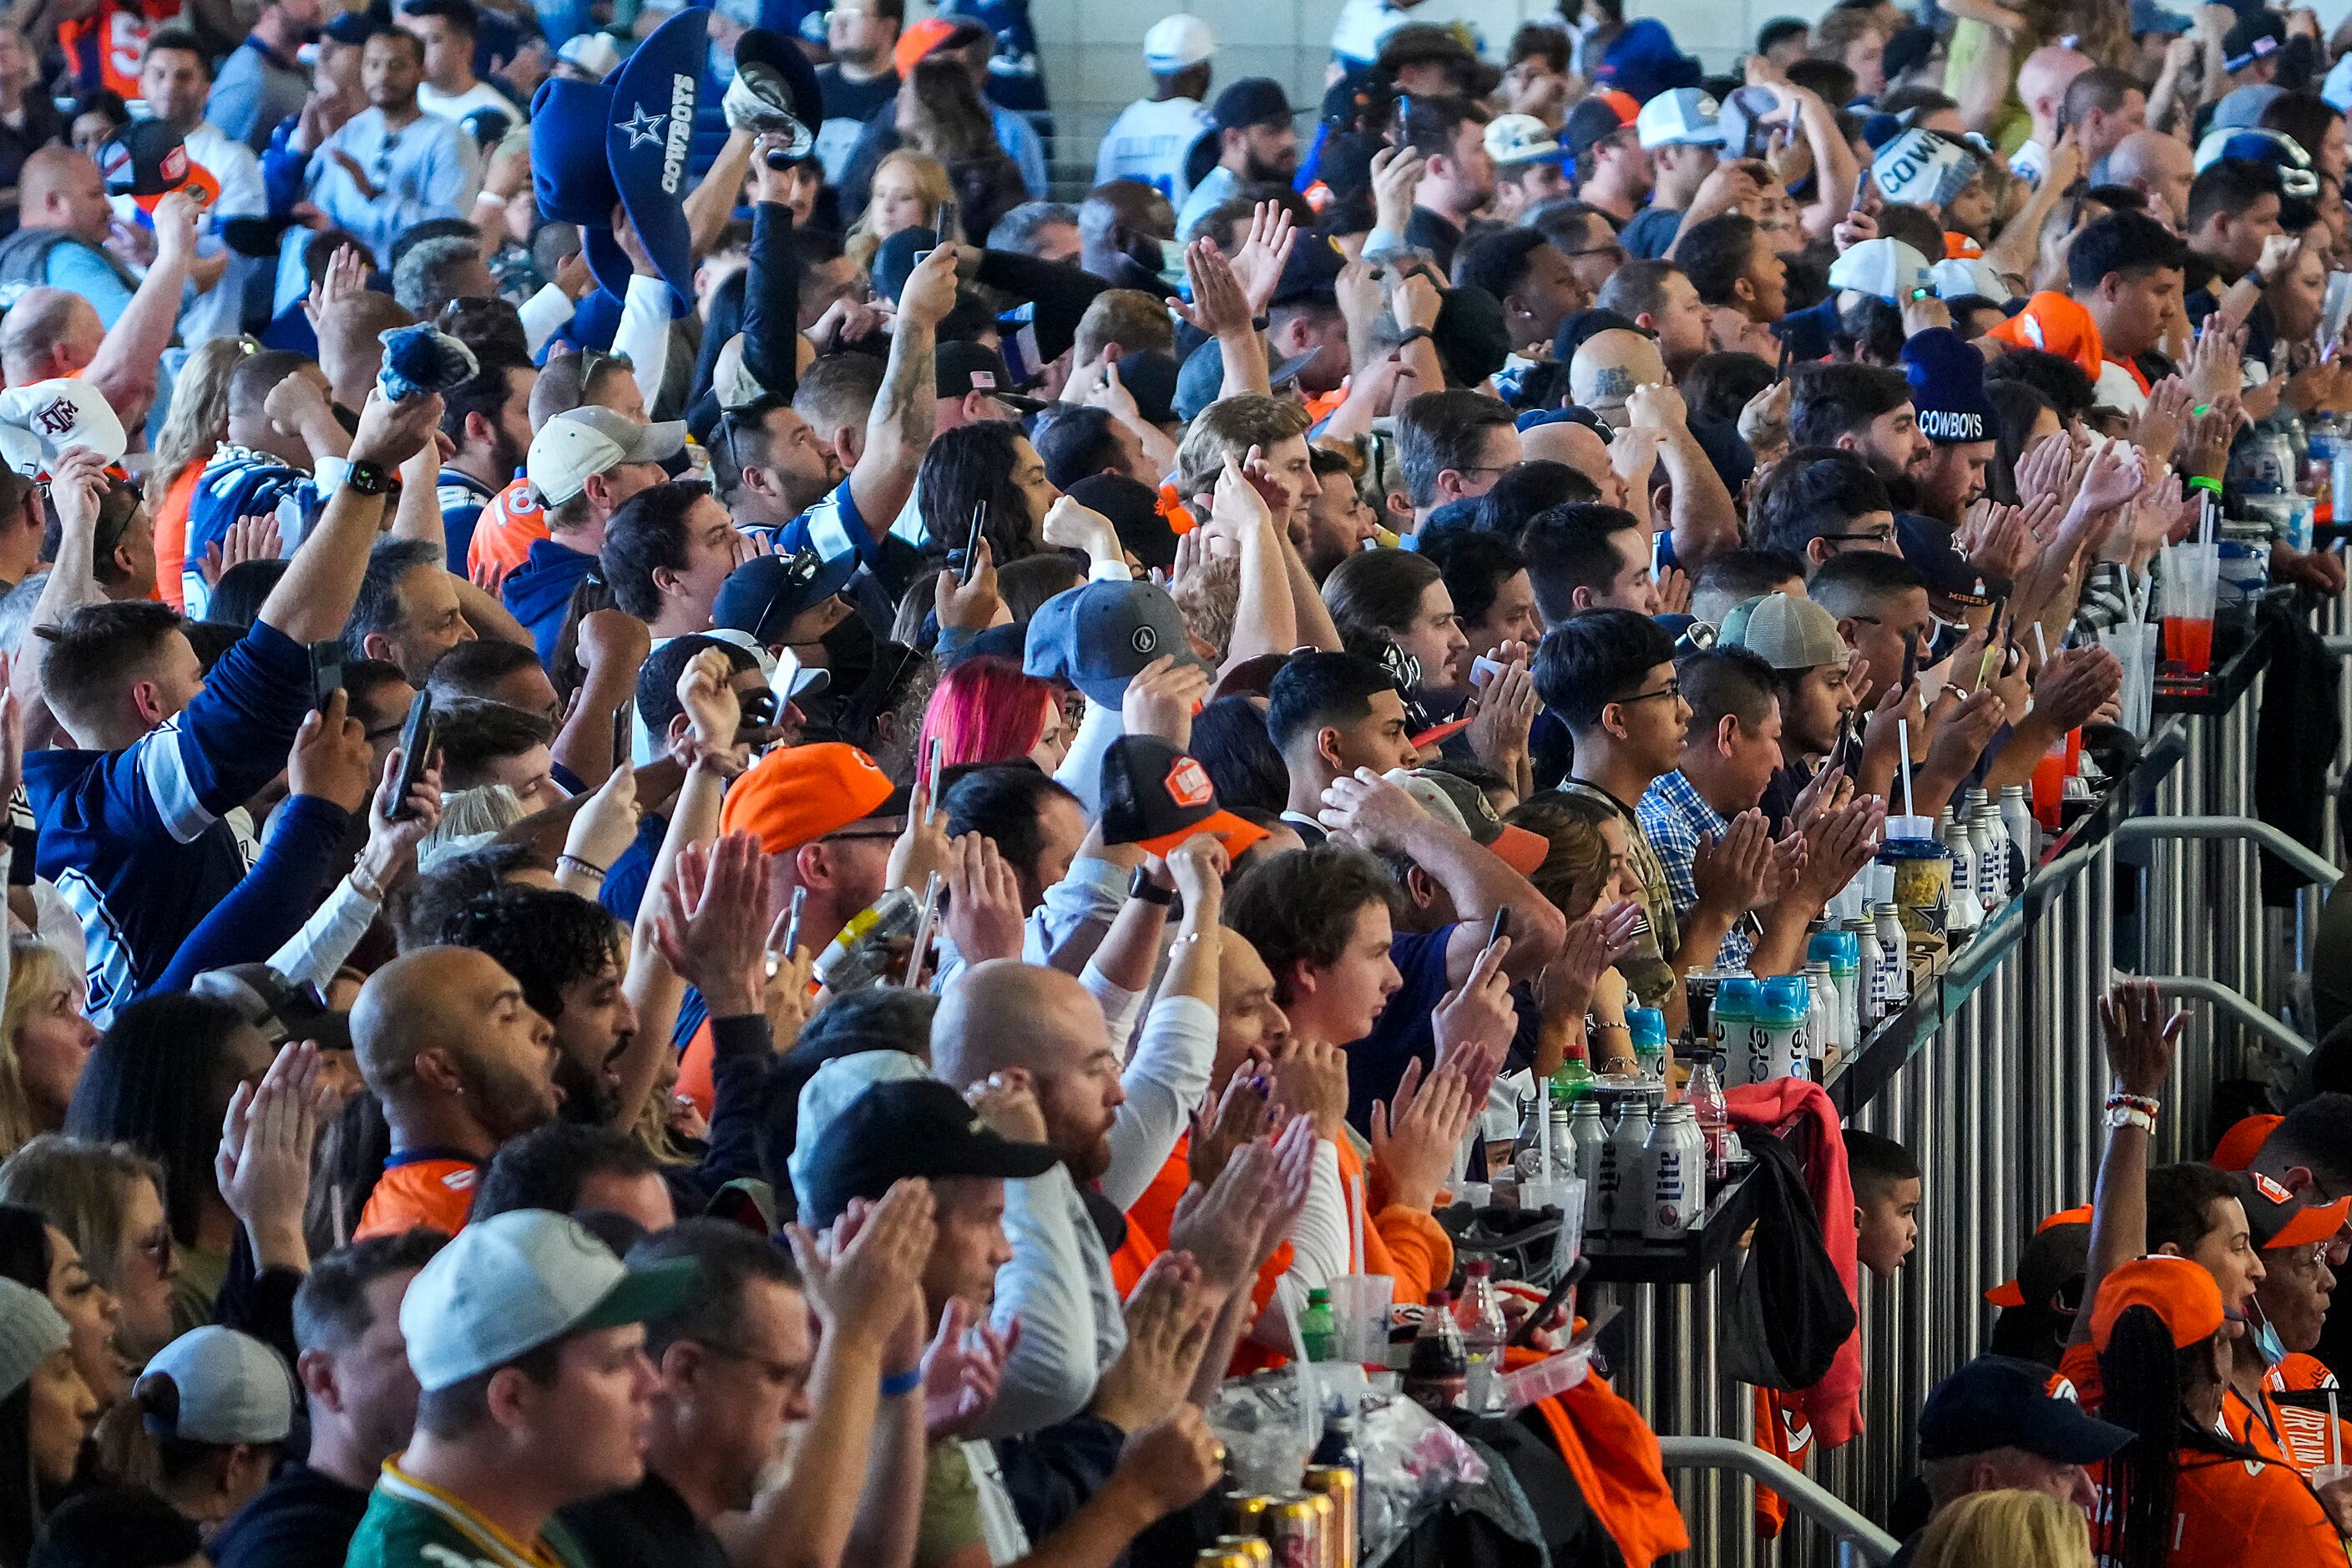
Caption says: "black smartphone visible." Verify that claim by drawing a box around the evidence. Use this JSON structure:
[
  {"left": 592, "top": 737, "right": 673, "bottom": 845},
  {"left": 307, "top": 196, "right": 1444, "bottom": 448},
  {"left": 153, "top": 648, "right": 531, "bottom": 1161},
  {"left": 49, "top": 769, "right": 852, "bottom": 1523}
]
[
  {"left": 1774, "top": 333, "right": 1793, "bottom": 382},
  {"left": 1389, "top": 92, "right": 1411, "bottom": 145},
  {"left": 934, "top": 194, "right": 959, "bottom": 249},
  {"left": 610, "top": 698, "right": 632, "bottom": 771},
  {"left": 306, "top": 640, "right": 342, "bottom": 713},
  {"left": 955, "top": 499, "right": 987, "bottom": 571},
  {"left": 387, "top": 691, "right": 434, "bottom": 822},
  {"left": 1488, "top": 907, "right": 1510, "bottom": 948}
]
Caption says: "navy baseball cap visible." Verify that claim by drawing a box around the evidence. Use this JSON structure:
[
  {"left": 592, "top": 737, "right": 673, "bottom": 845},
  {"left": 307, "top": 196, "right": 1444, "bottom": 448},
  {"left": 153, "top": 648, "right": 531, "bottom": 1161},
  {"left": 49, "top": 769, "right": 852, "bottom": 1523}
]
[
  {"left": 800, "top": 1079, "right": 1060, "bottom": 1227},
  {"left": 1917, "top": 1356, "right": 2131, "bottom": 1464},
  {"left": 1211, "top": 78, "right": 1294, "bottom": 133},
  {"left": 1116, "top": 349, "right": 1179, "bottom": 427},
  {"left": 1024, "top": 579, "right": 1211, "bottom": 706},
  {"left": 1272, "top": 233, "right": 1347, "bottom": 307},
  {"left": 712, "top": 549, "right": 857, "bottom": 645}
]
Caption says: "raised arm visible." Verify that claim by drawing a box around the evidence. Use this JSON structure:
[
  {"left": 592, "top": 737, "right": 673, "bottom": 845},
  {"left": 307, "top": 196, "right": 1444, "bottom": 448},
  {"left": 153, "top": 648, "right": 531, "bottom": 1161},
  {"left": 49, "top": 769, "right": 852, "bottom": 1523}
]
[
  {"left": 2071, "top": 978, "right": 2181, "bottom": 1345},
  {"left": 82, "top": 190, "right": 198, "bottom": 420},
  {"left": 1318, "top": 770, "right": 1566, "bottom": 980},
  {"left": 1628, "top": 382, "right": 1739, "bottom": 569},
  {"left": 258, "top": 389, "right": 446, "bottom": 645},
  {"left": 13, "top": 448, "right": 111, "bottom": 742},
  {"left": 843, "top": 244, "right": 957, "bottom": 538}
]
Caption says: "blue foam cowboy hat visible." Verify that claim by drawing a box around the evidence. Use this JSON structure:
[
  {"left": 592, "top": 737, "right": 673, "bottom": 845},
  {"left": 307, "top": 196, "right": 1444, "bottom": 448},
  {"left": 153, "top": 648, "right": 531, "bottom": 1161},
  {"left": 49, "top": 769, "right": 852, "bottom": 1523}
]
[
  {"left": 602, "top": 8, "right": 715, "bottom": 301},
  {"left": 530, "top": 72, "right": 634, "bottom": 299}
]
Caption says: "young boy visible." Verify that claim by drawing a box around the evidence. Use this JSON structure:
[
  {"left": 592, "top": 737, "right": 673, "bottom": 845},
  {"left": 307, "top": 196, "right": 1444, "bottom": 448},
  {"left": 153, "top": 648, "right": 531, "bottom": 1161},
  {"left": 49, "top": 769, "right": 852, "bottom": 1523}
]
[{"left": 1847, "top": 1128, "right": 1922, "bottom": 1277}]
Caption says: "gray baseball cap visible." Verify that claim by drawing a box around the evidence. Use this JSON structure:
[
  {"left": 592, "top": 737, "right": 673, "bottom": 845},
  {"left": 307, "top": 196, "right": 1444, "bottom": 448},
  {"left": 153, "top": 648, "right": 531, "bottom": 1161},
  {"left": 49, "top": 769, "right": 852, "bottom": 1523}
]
[
  {"left": 525, "top": 406, "right": 686, "bottom": 507},
  {"left": 0, "top": 1277, "right": 64, "bottom": 1401},
  {"left": 399, "top": 1209, "right": 701, "bottom": 1391},
  {"left": 144, "top": 1326, "right": 295, "bottom": 1444},
  {"left": 1717, "top": 592, "right": 1850, "bottom": 671}
]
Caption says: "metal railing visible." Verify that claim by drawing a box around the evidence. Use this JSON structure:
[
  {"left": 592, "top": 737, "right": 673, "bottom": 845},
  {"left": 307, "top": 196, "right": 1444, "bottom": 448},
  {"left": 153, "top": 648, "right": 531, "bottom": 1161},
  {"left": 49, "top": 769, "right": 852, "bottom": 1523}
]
[
  {"left": 1586, "top": 594, "right": 2347, "bottom": 1564},
  {"left": 1654, "top": 1439, "right": 1900, "bottom": 1566}
]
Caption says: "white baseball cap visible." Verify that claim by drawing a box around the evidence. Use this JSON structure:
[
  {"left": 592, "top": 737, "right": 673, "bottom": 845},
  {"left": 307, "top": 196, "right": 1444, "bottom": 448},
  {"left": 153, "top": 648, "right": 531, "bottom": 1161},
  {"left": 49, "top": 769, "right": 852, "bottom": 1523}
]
[
  {"left": 144, "top": 1327, "right": 295, "bottom": 1446},
  {"left": 1484, "top": 114, "right": 1571, "bottom": 168},
  {"left": 1635, "top": 87, "right": 1722, "bottom": 150},
  {"left": 0, "top": 378, "right": 127, "bottom": 476},
  {"left": 525, "top": 406, "right": 686, "bottom": 508},
  {"left": 1827, "top": 237, "right": 1935, "bottom": 303},
  {"left": 1931, "top": 255, "right": 2013, "bottom": 302},
  {"left": 1143, "top": 14, "right": 1214, "bottom": 72},
  {"left": 1871, "top": 127, "right": 1977, "bottom": 210},
  {"left": 556, "top": 32, "right": 623, "bottom": 79},
  {"left": 399, "top": 1208, "right": 701, "bottom": 1392}
]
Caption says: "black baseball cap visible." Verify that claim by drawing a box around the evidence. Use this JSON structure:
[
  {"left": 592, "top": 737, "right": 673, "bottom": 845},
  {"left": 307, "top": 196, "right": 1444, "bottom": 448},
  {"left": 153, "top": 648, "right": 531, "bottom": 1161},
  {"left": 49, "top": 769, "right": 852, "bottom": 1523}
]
[
  {"left": 712, "top": 549, "right": 856, "bottom": 646},
  {"left": 1272, "top": 233, "right": 1347, "bottom": 307},
  {"left": 2223, "top": 9, "right": 2284, "bottom": 70},
  {"left": 937, "top": 341, "right": 1044, "bottom": 412},
  {"left": 801, "top": 1079, "right": 1060, "bottom": 1227},
  {"left": 1115, "top": 350, "right": 1179, "bottom": 427},
  {"left": 187, "top": 964, "right": 351, "bottom": 1054},
  {"left": 322, "top": 13, "right": 377, "bottom": 44},
  {"left": 1098, "top": 736, "right": 1270, "bottom": 859},
  {"left": 1917, "top": 1356, "right": 2132, "bottom": 1464},
  {"left": 1565, "top": 95, "right": 1632, "bottom": 164},
  {"left": 1211, "top": 78, "right": 1295, "bottom": 133}
]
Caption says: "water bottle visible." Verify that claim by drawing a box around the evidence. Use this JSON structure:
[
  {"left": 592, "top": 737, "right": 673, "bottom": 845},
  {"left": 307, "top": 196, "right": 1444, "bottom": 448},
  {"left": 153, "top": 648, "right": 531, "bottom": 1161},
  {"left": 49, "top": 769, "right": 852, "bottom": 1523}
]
[
  {"left": 1628, "top": 1006, "right": 1669, "bottom": 1079},
  {"left": 1848, "top": 918, "right": 1884, "bottom": 1029},
  {"left": 2334, "top": 438, "right": 2352, "bottom": 527},
  {"left": 1687, "top": 1054, "right": 1729, "bottom": 1182},
  {"left": 1454, "top": 1260, "right": 1509, "bottom": 1412},
  {"left": 1711, "top": 974, "right": 1760, "bottom": 1080},
  {"left": 1644, "top": 1103, "right": 1707, "bottom": 1237},
  {"left": 1754, "top": 976, "right": 1812, "bottom": 1082},
  {"left": 1970, "top": 803, "right": 2005, "bottom": 908},
  {"left": 2000, "top": 785, "right": 2036, "bottom": 889},
  {"left": 1803, "top": 959, "right": 1839, "bottom": 1062}
]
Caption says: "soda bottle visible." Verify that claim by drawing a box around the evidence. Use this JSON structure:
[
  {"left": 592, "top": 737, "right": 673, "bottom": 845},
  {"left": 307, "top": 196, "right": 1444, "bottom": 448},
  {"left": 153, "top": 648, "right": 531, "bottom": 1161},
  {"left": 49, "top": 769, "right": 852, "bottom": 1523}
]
[
  {"left": 1312, "top": 1409, "right": 1363, "bottom": 1485},
  {"left": 1454, "top": 1261, "right": 1509, "bottom": 1413},
  {"left": 1299, "top": 1287, "right": 1336, "bottom": 1361},
  {"left": 1686, "top": 1055, "right": 1729, "bottom": 1183},
  {"left": 1404, "top": 1291, "right": 1467, "bottom": 1412}
]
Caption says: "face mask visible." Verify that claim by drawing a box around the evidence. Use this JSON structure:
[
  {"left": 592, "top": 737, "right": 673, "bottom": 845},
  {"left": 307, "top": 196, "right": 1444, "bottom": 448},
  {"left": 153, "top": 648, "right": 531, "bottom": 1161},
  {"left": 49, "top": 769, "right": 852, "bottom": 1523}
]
[{"left": 2252, "top": 1315, "right": 2286, "bottom": 1367}]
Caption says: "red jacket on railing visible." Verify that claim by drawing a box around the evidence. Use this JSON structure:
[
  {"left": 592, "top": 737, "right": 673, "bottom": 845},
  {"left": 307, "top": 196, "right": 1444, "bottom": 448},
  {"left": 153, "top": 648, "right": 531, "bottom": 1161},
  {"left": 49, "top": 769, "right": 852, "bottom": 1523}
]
[{"left": 1726, "top": 1078, "right": 1864, "bottom": 1446}]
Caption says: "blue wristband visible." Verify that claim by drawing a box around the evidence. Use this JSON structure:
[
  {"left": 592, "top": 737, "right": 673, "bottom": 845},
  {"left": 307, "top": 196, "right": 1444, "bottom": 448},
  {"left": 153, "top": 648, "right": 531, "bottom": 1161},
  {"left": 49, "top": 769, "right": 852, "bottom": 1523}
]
[{"left": 881, "top": 1368, "right": 923, "bottom": 1398}]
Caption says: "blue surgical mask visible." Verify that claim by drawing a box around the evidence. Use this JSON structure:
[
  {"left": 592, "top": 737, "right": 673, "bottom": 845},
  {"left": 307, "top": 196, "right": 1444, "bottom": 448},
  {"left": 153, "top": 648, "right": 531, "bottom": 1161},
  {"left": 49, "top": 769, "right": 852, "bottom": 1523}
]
[{"left": 2253, "top": 1314, "right": 2287, "bottom": 1368}]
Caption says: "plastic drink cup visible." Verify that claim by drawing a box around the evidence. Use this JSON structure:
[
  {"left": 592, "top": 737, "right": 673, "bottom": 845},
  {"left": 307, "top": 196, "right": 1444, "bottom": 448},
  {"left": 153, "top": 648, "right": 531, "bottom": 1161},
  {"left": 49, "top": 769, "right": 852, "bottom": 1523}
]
[{"left": 1323, "top": 1274, "right": 1392, "bottom": 1367}]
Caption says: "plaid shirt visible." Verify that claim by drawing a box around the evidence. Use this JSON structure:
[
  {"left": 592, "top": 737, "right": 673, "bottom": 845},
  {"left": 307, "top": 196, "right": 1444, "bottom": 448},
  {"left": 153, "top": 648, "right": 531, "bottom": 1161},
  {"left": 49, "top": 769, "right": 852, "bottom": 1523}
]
[{"left": 1636, "top": 769, "right": 1755, "bottom": 973}]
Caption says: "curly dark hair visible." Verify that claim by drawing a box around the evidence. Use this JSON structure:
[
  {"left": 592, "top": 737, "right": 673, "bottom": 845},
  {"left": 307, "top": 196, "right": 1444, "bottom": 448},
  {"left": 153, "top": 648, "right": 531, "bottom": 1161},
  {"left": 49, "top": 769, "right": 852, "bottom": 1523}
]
[{"left": 434, "top": 885, "right": 623, "bottom": 1024}]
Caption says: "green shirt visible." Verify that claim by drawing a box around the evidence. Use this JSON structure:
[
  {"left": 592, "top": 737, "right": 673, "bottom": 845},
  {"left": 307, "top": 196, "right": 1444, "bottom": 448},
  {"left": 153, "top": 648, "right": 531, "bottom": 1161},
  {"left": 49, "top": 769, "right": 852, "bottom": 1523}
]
[{"left": 345, "top": 1459, "right": 596, "bottom": 1568}]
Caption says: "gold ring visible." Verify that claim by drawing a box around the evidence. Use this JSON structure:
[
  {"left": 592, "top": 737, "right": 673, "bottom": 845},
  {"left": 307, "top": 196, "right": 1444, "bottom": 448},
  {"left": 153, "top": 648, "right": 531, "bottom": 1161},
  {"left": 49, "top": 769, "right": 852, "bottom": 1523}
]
[{"left": 1211, "top": 1441, "right": 1227, "bottom": 1465}]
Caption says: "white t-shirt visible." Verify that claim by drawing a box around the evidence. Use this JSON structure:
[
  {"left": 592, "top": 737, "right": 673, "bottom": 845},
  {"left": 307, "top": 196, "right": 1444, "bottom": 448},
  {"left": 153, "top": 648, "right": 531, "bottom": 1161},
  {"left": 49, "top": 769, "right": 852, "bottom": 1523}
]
[
  {"left": 1094, "top": 96, "right": 1209, "bottom": 201},
  {"left": 418, "top": 79, "right": 524, "bottom": 129},
  {"left": 1330, "top": 0, "right": 1414, "bottom": 64},
  {"left": 2010, "top": 137, "right": 2048, "bottom": 192},
  {"left": 2095, "top": 359, "right": 2149, "bottom": 416}
]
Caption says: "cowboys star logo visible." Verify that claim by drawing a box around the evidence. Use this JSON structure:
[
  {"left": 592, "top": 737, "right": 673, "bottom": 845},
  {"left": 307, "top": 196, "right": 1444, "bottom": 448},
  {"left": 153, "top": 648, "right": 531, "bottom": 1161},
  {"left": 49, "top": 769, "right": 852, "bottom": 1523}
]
[
  {"left": 32, "top": 399, "right": 75, "bottom": 438},
  {"left": 619, "top": 106, "right": 668, "bottom": 149}
]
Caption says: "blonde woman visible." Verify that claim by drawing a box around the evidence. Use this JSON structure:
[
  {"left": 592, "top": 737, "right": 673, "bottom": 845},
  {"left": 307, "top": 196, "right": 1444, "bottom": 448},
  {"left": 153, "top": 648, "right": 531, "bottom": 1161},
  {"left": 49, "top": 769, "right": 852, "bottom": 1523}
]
[
  {"left": 0, "top": 940, "right": 94, "bottom": 1158},
  {"left": 1911, "top": 1489, "right": 2092, "bottom": 1568},
  {"left": 846, "top": 149, "right": 952, "bottom": 271},
  {"left": 148, "top": 336, "right": 255, "bottom": 615}
]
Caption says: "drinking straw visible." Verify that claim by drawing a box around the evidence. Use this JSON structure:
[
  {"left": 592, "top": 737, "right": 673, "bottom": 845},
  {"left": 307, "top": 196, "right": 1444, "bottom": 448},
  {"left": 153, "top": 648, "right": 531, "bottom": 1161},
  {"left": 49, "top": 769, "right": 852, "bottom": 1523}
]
[
  {"left": 1535, "top": 1075, "right": 1552, "bottom": 1181},
  {"left": 1348, "top": 1175, "right": 1365, "bottom": 1276},
  {"left": 1897, "top": 720, "right": 1915, "bottom": 819}
]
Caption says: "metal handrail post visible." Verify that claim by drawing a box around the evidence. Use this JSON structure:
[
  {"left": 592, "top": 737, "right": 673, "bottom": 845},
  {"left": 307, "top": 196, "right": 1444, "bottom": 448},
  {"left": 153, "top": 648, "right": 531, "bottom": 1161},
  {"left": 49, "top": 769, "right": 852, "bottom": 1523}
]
[
  {"left": 1654, "top": 1436, "right": 1901, "bottom": 1564},
  {"left": 2147, "top": 974, "right": 2314, "bottom": 1060},
  {"left": 2112, "top": 815, "right": 2344, "bottom": 888}
]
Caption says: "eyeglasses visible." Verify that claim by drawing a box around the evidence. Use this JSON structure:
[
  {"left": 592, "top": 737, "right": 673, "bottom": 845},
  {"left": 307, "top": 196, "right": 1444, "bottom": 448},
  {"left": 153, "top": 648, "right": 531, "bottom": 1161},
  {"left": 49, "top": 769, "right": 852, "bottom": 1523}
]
[{"left": 1616, "top": 679, "right": 1682, "bottom": 707}]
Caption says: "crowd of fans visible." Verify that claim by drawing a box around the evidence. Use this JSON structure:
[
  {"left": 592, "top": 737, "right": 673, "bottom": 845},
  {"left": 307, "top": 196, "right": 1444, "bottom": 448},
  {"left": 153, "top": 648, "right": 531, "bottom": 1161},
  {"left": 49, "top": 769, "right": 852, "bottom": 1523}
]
[{"left": 0, "top": 0, "right": 2329, "bottom": 1563}]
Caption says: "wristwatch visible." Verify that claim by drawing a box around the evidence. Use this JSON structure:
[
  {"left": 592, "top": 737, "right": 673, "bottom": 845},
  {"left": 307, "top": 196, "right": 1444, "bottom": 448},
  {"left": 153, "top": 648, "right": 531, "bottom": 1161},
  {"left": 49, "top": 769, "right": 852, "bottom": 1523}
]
[
  {"left": 1396, "top": 326, "right": 1434, "bottom": 346},
  {"left": 341, "top": 460, "right": 395, "bottom": 497},
  {"left": 1129, "top": 867, "right": 1175, "bottom": 906}
]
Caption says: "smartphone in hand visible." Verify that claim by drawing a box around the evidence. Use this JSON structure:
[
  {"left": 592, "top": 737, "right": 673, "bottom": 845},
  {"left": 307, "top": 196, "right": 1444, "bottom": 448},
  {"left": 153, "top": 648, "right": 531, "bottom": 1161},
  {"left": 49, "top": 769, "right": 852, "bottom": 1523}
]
[
  {"left": 387, "top": 691, "right": 435, "bottom": 822},
  {"left": 307, "top": 641, "right": 343, "bottom": 713}
]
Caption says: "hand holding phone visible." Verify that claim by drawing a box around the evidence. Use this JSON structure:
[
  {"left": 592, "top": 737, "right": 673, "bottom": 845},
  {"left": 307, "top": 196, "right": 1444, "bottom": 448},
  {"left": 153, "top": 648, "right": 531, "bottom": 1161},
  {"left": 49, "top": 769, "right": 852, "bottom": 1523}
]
[
  {"left": 611, "top": 699, "right": 633, "bottom": 771},
  {"left": 387, "top": 691, "right": 435, "bottom": 822},
  {"left": 307, "top": 641, "right": 343, "bottom": 714}
]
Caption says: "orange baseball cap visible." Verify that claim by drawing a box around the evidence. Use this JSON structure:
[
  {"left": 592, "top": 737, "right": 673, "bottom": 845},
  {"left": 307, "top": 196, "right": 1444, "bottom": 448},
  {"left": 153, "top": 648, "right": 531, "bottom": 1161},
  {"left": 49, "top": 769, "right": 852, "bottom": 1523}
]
[
  {"left": 1985, "top": 1204, "right": 2091, "bottom": 1308},
  {"left": 1595, "top": 88, "right": 1639, "bottom": 123},
  {"left": 894, "top": 17, "right": 960, "bottom": 77},
  {"left": 2088, "top": 1255, "right": 2223, "bottom": 1353},
  {"left": 2210, "top": 1113, "right": 2281, "bottom": 1172},
  {"left": 719, "top": 742, "right": 906, "bottom": 853},
  {"left": 2237, "top": 1170, "right": 2352, "bottom": 1250},
  {"left": 1984, "top": 291, "right": 2107, "bottom": 384}
]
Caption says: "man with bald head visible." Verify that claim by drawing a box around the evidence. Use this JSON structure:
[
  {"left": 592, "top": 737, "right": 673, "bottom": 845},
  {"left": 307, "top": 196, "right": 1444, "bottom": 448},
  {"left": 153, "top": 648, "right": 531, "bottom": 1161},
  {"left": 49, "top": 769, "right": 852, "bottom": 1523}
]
[
  {"left": 2103, "top": 129, "right": 2196, "bottom": 230},
  {"left": 2011, "top": 44, "right": 2091, "bottom": 190},
  {"left": 0, "top": 288, "right": 99, "bottom": 387},
  {"left": 1520, "top": 416, "right": 1627, "bottom": 508},
  {"left": 1570, "top": 328, "right": 1668, "bottom": 432},
  {"left": 349, "top": 945, "right": 564, "bottom": 1241},
  {"left": 930, "top": 953, "right": 1220, "bottom": 1436},
  {"left": 0, "top": 148, "right": 142, "bottom": 325},
  {"left": 1079, "top": 179, "right": 1180, "bottom": 291}
]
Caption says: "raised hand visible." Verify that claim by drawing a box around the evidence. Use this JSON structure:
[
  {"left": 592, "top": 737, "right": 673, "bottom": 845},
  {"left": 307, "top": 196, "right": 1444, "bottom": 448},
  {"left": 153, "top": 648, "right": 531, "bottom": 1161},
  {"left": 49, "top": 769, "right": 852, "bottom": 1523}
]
[
  {"left": 1692, "top": 808, "right": 1775, "bottom": 918},
  {"left": 936, "top": 538, "right": 1001, "bottom": 632},
  {"left": 347, "top": 386, "right": 446, "bottom": 470},
  {"left": 1369, "top": 1056, "right": 1479, "bottom": 1213},
  {"left": 1187, "top": 1070, "right": 1275, "bottom": 1189},
  {"left": 1090, "top": 1250, "right": 1213, "bottom": 1430},
  {"left": 287, "top": 689, "right": 375, "bottom": 812},
  {"left": 1171, "top": 240, "right": 1254, "bottom": 339},
  {"left": 1464, "top": 659, "right": 1536, "bottom": 776},
  {"left": 216, "top": 1039, "right": 334, "bottom": 1271},
  {"left": 1545, "top": 899, "right": 1643, "bottom": 1016},
  {"left": 1433, "top": 936, "right": 1515, "bottom": 1099},
  {"left": 1121, "top": 653, "right": 1211, "bottom": 749},
  {"left": 651, "top": 832, "right": 770, "bottom": 1016},
  {"left": 1263, "top": 1036, "right": 1348, "bottom": 1141},
  {"left": 356, "top": 743, "right": 443, "bottom": 896},
  {"left": 1227, "top": 200, "right": 1297, "bottom": 318},
  {"left": 787, "top": 1177, "right": 936, "bottom": 1349},
  {"left": 1318, "top": 768, "right": 1429, "bottom": 851},
  {"left": 563, "top": 751, "right": 640, "bottom": 874},
  {"left": 202, "top": 513, "right": 282, "bottom": 585},
  {"left": 2099, "top": 977, "right": 2182, "bottom": 1100},
  {"left": 919, "top": 1297, "right": 1014, "bottom": 1441},
  {"left": 1110, "top": 1404, "right": 1226, "bottom": 1520},
  {"left": 943, "top": 832, "right": 1025, "bottom": 966},
  {"left": 967, "top": 1066, "right": 1049, "bottom": 1143}
]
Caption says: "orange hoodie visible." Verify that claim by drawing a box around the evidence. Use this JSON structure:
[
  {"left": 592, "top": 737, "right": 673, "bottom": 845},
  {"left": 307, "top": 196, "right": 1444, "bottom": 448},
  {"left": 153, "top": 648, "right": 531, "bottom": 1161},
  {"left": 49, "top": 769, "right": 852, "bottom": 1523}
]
[{"left": 1512, "top": 1343, "right": 1691, "bottom": 1567}]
